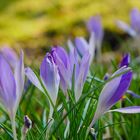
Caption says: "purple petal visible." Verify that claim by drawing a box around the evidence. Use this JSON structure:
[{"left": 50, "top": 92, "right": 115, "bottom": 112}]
[
  {"left": 69, "top": 48, "right": 78, "bottom": 76},
  {"left": 75, "top": 37, "right": 89, "bottom": 56},
  {"left": 119, "top": 53, "right": 130, "bottom": 68},
  {"left": 51, "top": 47, "right": 71, "bottom": 92},
  {"left": 68, "top": 39, "right": 75, "bottom": 54},
  {"left": 52, "top": 46, "right": 69, "bottom": 68},
  {"left": 74, "top": 51, "right": 90, "bottom": 101},
  {"left": 14, "top": 51, "right": 25, "bottom": 110},
  {"left": 109, "top": 106, "right": 140, "bottom": 113},
  {"left": 126, "top": 90, "right": 140, "bottom": 98},
  {"left": 72, "top": 49, "right": 80, "bottom": 80},
  {"left": 25, "top": 67, "right": 44, "bottom": 93},
  {"left": 0, "top": 46, "right": 18, "bottom": 68},
  {"left": 130, "top": 8, "right": 140, "bottom": 33},
  {"left": 0, "top": 55, "right": 16, "bottom": 111},
  {"left": 40, "top": 53, "right": 60, "bottom": 104},
  {"left": 107, "top": 71, "right": 132, "bottom": 106},
  {"left": 89, "top": 33, "right": 96, "bottom": 63},
  {"left": 116, "top": 20, "right": 136, "bottom": 37},
  {"left": 92, "top": 67, "right": 132, "bottom": 124},
  {"left": 87, "top": 16, "right": 103, "bottom": 44},
  {"left": 112, "top": 66, "right": 131, "bottom": 77}
]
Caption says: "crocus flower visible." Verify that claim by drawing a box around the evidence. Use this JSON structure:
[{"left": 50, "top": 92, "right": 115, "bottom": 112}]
[
  {"left": 52, "top": 46, "right": 90, "bottom": 101},
  {"left": 116, "top": 8, "right": 140, "bottom": 37},
  {"left": 68, "top": 33, "right": 95, "bottom": 64},
  {"left": 87, "top": 16, "right": 104, "bottom": 59},
  {"left": 89, "top": 66, "right": 140, "bottom": 133},
  {"left": 90, "top": 66, "right": 138, "bottom": 129},
  {"left": 0, "top": 46, "right": 18, "bottom": 68},
  {"left": 0, "top": 51, "right": 24, "bottom": 140},
  {"left": 25, "top": 53, "right": 60, "bottom": 118}
]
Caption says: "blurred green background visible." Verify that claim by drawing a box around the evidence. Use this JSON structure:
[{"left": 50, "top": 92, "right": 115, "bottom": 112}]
[{"left": 0, "top": 0, "right": 140, "bottom": 49}]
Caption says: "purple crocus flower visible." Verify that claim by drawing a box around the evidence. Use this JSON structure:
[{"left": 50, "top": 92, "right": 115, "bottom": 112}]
[
  {"left": 0, "top": 50, "right": 24, "bottom": 116},
  {"left": 25, "top": 53, "right": 60, "bottom": 118},
  {"left": 0, "top": 51, "right": 24, "bottom": 140},
  {"left": 89, "top": 66, "right": 140, "bottom": 132},
  {"left": 116, "top": 8, "right": 140, "bottom": 37},
  {"left": 52, "top": 46, "right": 90, "bottom": 101},
  {"left": 90, "top": 66, "right": 134, "bottom": 127},
  {"left": 87, "top": 16, "right": 104, "bottom": 59}
]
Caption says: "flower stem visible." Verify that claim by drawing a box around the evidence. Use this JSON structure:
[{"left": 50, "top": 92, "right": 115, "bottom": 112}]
[{"left": 11, "top": 116, "right": 17, "bottom": 140}]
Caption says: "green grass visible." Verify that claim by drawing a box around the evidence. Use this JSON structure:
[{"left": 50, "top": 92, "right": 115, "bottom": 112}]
[{"left": 1, "top": 43, "right": 140, "bottom": 139}]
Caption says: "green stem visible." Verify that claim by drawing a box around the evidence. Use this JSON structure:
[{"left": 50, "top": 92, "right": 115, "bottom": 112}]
[{"left": 11, "top": 116, "right": 17, "bottom": 140}]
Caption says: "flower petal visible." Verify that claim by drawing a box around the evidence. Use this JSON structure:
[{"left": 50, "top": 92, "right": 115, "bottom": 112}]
[
  {"left": 130, "top": 8, "right": 140, "bottom": 33},
  {"left": 89, "top": 32, "right": 96, "bottom": 63},
  {"left": 74, "top": 51, "right": 90, "bottom": 101},
  {"left": 14, "top": 50, "right": 25, "bottom": 110},
  {"left": 25, "top": 67, "right": 44, "bottom": 93},
  {"left": 52, "top": 47, "right": 71, "bottom": 92},
  {"left": 109, "top": 106, "right": 140, "bottom": 113},
  {"left": 126, "top": 90, "right": 140, "bottom": 98},
  {"left": 0, "top": 46, "right": 18, "bottom": 68},
  {"left": 87, "top": 16, "right": 103, "bottom": 44},
  {"left": 68, "top": 39, "right": 75, "bottom": 53},
  {"left": 116, "top": 20, "right": 137, "bottom": 37},
  {"left": 75, "top": 37, "right": 89, "bottom": 56},
  {"left": 0, "top": 55, "right": 16, "bottom": 111},
  {"left": 52, "top": 46, "right": 69, "bottom": 68},
  {"left": 40, "top": 53, "right": 60, "bottom": 105},
  {"left": 119, "top": 53, "right": 130, "bottom": 68}
]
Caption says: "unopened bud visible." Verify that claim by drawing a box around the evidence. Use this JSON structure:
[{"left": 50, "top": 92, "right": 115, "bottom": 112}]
[
  {"left": 24, "top": 115, "right": 32, "bottom": 129},
  {"left": 21, "top": 115, "right": 32, "bottom": 140}
]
